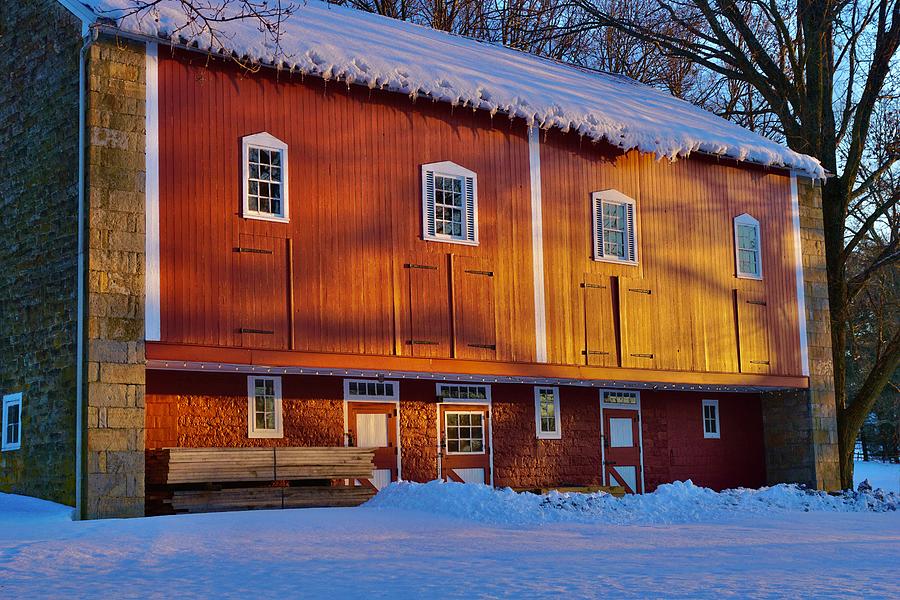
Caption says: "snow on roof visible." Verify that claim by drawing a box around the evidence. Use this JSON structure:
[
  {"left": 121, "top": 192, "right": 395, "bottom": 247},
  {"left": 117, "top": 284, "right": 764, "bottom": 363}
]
[{"left": 78, "top": 0, "right": 823, "bottom": 177}]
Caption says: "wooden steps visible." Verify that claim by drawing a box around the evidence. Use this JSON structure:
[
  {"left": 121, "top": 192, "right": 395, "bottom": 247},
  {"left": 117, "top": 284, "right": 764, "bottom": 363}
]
[{"left": 146, "top": 447, "right": 377, "bottom": 515}]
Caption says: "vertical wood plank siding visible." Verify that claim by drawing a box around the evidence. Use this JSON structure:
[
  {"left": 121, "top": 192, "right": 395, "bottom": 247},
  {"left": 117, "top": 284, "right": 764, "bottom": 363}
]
[{"left": 157, "top": 52, "right": 802, "bottom": 377}]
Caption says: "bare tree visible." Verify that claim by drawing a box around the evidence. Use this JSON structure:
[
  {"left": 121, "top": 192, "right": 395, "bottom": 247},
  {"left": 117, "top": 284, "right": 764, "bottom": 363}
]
[{"left": 571, "top": 0, "right": 900, "bottom": 488}]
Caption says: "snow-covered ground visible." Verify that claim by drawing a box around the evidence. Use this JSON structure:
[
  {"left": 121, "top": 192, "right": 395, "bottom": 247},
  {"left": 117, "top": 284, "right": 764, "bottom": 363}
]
[
  {"left": 855, "top": 460, "right": 900, "bottom": 493},
  {"left": 1, "top": 481, "right": 898, "bottom": 598}
]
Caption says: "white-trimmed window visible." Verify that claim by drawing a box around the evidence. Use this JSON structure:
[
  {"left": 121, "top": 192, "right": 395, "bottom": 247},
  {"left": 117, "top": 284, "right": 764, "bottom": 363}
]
[
  {"left": 592, "top": 189, "right": 638, "bottom": 264},
  {"left": 534, "top": 386, "right": 561, "bottom": 439},
  {"left": 242, "top": 132, "right": 289, "bottom": 222},
  {"left": 2, "top": 393, "right": 22, "bottom": 451},
  {"left": 437, "top": 383, "right": 491, "bottom": 402},
  {"left": 734, "top": 213, "right": 762, "bottom": 279},
  {"left": 601, "top": 390, "right": 640, "bottom": 408},
  {"left": 422, "top": 161, "right": 478, "bottom": 245},
  {"left": 702, "top": 399, "right": 720, "bottom": 439},
  {"left": 247, "top": 376, "right": 283, "bottom": 438},
  {"left": 444, "top": 411, "right": 485, "bottom": 454},
  {"left": 344, "top": 379, "right": 399, "bottom": 401}
]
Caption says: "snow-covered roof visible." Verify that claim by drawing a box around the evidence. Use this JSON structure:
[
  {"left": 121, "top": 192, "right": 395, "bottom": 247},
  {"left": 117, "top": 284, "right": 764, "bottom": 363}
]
[{"left": 75, "top": 0, "right": 823, "bottom": 177}]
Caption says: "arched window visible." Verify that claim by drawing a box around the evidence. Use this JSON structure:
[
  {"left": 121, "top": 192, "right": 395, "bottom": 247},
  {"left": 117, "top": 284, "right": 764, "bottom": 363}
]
[
  {"left": 592, "top": 189, "right": 638, "bottom": 264},
  {"left": 421, "top": 161, "right": 478, "bottom": 245},
  {"left": 242, "top": 132, "right": 289, "bottom": 222}
]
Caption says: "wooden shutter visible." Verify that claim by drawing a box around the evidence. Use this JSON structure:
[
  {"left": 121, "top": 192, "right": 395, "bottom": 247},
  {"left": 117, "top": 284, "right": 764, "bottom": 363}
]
[
  {"left": 735, "top": 290, "right": 771, "bottom": 374},
  {"left": 464, "top": 175, "right": 477, "bottom": 244},
  {"left": 618, "top": 276, "right": 655, "bottom": 368},
  {"left": 235, "top": 234, "right": 290, "bottom": 350},
  {"left": 581, "top": 273, "right": 618, "bottom": 367},
  {"left": 452, "top": 256, "right": 496, "bottom": 360},
  {"left": 423, "top": 168, "right": 436, "bottom": 238},
  {"left": 592, "top": 195, "right": 604, "bottom": 259},
  {"left": 402, "top": 252, "right": 451, "bottom": 358},
  {"left": 625, "top": 203, "right": 636, "bottom": 262}
]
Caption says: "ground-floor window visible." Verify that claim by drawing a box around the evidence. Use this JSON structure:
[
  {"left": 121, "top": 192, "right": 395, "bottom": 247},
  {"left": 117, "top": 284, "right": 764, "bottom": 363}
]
[
  {"left": 703, "top": 399, "right": 720, "bottom": 439},
  {"left": 2, "top": 393, "right": 22, "bottom": 451},
  {"left": 247, "top": 376, "right": 283, "bottom": 439},
  {"left": 534, "top": 386, "right": 561, "bottom": 439},
  {"left": 444, "top": 411, "right": 485, "bottom": 454}
]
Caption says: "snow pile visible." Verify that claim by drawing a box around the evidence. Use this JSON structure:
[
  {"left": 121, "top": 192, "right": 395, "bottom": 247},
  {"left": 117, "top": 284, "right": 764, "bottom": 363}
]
[
  {"left": 367, "top": 480, "right": 898, "bottom": 525},
  {"left": 79, "top": 0, "right": 823, "bottom": 177}
]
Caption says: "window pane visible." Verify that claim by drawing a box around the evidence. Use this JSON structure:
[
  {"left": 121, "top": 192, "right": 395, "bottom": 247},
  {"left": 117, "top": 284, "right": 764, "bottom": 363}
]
[
  {"left": 271, "top": 151, "right": 281, "bottom": 166},
  {"left": 249, "top": 147, "right": 259, "bottom": 162},
  {"left": 448, "top": 440, "right": 459, "bottom": 453},
  {"left": 447, "top": 413, "right": 458, "bottom": 426}
]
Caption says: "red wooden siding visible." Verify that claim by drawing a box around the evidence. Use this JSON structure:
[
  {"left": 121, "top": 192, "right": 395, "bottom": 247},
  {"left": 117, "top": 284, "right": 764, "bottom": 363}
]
[{"left": 155, "top": 50, "right": 803, "bottom": 379}]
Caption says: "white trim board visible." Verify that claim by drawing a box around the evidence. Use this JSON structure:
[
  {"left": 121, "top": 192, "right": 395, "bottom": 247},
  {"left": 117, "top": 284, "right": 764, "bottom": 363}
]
[
  {"left": 790, "top": 175, "right": 810, "bottom": 376},
  {"left": 144, "top": 42, "right": 161, "bottom": 341},
  {"left": 528, "top": 127, "right": 548, "bottom": 363}
]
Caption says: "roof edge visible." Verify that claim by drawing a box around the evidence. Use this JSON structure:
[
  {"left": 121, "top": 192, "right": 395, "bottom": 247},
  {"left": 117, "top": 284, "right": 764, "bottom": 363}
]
[{"left": 56, "top": 0, "right": 98, "bottom": 31}]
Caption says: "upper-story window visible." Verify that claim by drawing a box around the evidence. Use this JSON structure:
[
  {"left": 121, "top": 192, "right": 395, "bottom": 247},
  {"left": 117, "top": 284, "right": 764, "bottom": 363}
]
[
  {"left": 592, "top": 190, "right": 638, "bottom": 264},
  {"left": 242, "top": 132, "right": 289, "bottom": 223},
  {"left": 2, "top": 393, "right": 22, "bottom": 452},
  {"left": 734, "top": 213, "right": 762, "bottom": 279},
  {"left": 422, "top": 161, "right": 478, "bottom": 245}
]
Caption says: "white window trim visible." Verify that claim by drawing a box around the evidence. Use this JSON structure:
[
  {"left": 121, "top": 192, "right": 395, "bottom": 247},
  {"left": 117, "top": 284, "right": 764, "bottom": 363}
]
[
  {"left": 443, "top": 410, "right": 487, "bottom": 456},
  {"left": 734, "top": 213, "right": 763, "bottom": 280},
  {"left": 436, "top": 383, "right": 492, "bottom": 405},
  {"left": 242, "top": 132, "right": 289, "bottom": 223},
  {"left": 592, "top": 189, "right": 638, "bottom": 265},
  {"left": 2, "top": 393, "right": 23, "bottom": 452},
  {"left": 247, "top": 376, "right": 284, "bottom": 439},
  {"left": 600, "top": 389, "right": 641, "bottom": 410},
  {"left": 421, "top": 161, "right": 479, "bottom": 246},
  {"left": 343, "top": 378, "right": 400, "bottom": 401},
  {"left": 534, "top": 386, "right": 562, "bottom": 440},
  {"left": 702, "top": 399, "right": 721, "bottom": 439}
]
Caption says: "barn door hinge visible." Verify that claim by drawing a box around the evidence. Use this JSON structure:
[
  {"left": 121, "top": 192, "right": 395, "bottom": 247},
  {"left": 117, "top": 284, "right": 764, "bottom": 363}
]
[
  {"left": 464, "top": 269, "right": 494, "bottom": 277},
  {"left": 582, "top": 350, "right": 610, "bottom": 356},
  {"left": 628, "top": 288, "right": 652, "bottom": 294},
  {"left": 581, "top": 283, "right": 606, "bottom": 289},
  {"left": 239, "top": 328, "right": 275, "bottom": 335},
  {"left": 407, "top": 339, "right": 438, "bottom": 345},
  {"left": 234, "top": 247, "right": 273, "bottom": 254},
  {"left": 404, "top": 263, "right": 437, "bottom": 270},
  {"left": 630, "top": 353, "right": 654, "bottom": 359},
  {"left": 746, "top": 300, "right": 767, "bottom": 306},
  {"left": 467, "top": 343, "right": 496, "bottom": 350}
]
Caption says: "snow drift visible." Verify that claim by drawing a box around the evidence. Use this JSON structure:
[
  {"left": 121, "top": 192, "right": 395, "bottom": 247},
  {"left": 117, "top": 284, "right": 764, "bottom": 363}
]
[
  {"left": 80, "top": 0, "right": 823, "bottom": 177},
  {"left": 366, "top": 480, "right": 898, "bottom": 526}
]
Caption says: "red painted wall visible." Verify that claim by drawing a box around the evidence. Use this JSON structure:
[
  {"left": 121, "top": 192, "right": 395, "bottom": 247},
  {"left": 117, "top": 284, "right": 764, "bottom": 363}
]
[{"left": 147, "top": 372, "right": 765, "bottom": 490}]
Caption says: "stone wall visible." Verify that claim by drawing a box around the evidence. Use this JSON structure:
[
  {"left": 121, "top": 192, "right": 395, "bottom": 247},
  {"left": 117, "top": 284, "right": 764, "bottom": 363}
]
[
  {"left": 83, "top": 37, "right": 147, "bottom": 518},
  {"left": 0, "top": 0, "right": 82, "bottom": 505},
  {"left": 761, "top": 177, "right": 840, "bottom": 490}
]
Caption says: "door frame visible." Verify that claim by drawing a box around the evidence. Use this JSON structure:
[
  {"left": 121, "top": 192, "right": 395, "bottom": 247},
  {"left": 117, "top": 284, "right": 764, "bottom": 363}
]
[
  {"left": 343, "top": 378, "right": 402, "bottom": 482},
  {"left": 599, "top": 389, "right": 645, "bottom": 493},
  {"left": 435, "top": 382, "right": 494, "bottom": 486}
]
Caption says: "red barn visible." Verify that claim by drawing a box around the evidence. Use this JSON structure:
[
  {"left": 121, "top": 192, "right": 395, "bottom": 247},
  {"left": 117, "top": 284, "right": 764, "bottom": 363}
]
[{"left": 0, "top": 0, "right": 839, "bottom": 518}]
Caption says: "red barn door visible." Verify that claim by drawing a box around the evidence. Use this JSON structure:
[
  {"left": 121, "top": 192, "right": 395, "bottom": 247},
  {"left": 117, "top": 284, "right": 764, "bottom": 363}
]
[{"left": 603, "top": 408, "right": 643, "bottom": 493}]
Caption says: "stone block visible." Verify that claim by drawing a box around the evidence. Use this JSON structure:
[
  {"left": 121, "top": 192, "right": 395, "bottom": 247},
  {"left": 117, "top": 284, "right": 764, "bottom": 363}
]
[{"left": 99, "top": 362, "right": 145, "bottom": 385}]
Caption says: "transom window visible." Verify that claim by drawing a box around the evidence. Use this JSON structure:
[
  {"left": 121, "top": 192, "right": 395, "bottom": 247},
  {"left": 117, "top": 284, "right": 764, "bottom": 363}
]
[
  {"left": 445, "top": 411, "right": 485, "bottom": 454},
  {"left": 602, "top": 390, "right": 639, "bottom": 407},
  {"left": 242, "top": 132, "right": 289, "bottom": 222},
  {"left": 534, "top": 386, "right": 561, "bottom": 439},
  {"left": 437, "top": 384, "right": 490, "bottom": 401},
  {"left": 703, "top": 399, "right": 720, "bottom": 439},
  {"left": 422, "top": 161, "right": 478, "bottom": 245},
  {"left": 2, "top": 393, "right": 22, "bottom": 452},
  {"left": 247, "top": 376, "right": 283, "bottom": 438},
  {"left": 345, "top": 379, "right": 399, "bottom": 401},
  {"left": 734, "top": 214, "right": 762, "bottom": 279},
  {"left": 592, "top": 190, "right": 638, "bottom": 264}
]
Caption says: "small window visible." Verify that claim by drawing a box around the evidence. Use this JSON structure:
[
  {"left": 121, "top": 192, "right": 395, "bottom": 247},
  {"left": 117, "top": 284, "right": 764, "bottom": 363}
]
[
  {"left": 2, "top": 393, "right": 22, "bottom": 451},
  {"left": 422, "top": 161, "right": 478, "bottom": 245},
  {"left": 592, "top": 190, "right": 638, "bottom": 264},
  {"left": 534, "top": 386, "right": 561, "bottom": 439},
  {"left": 247, "top": 376, "right": 283, "bottom": 438},
  {"left": 445, "top": 411, "right": 485, "bottom": 454},
  {"left": 437, "top": 384, "right": 490, "bottom": 402},
  {"left": 344, "top": 379, "right": 400, "bottom": 401},
  {"left": 734, "top": 214, "right": 762, "bottom": 279},
  {"left": 601, "top": 390, "right": 639, "bottom": 407},
  {"left": 242, "top": 132, "right": 289, "bottom": 222},
  {"left": 702, "top": 399, "right": 720, "bottom": 439}
]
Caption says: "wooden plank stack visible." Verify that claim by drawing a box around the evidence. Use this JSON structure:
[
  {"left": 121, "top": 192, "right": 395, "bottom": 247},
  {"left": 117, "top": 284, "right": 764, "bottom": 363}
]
[{"left": 146, "top": 447, "right": 377, "bottom": 515}]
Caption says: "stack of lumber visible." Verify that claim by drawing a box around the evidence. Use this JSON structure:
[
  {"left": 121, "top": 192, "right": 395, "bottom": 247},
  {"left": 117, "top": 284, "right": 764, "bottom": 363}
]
[{"left": 145, "top": 447, "right": 377, "bottom": 515}]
